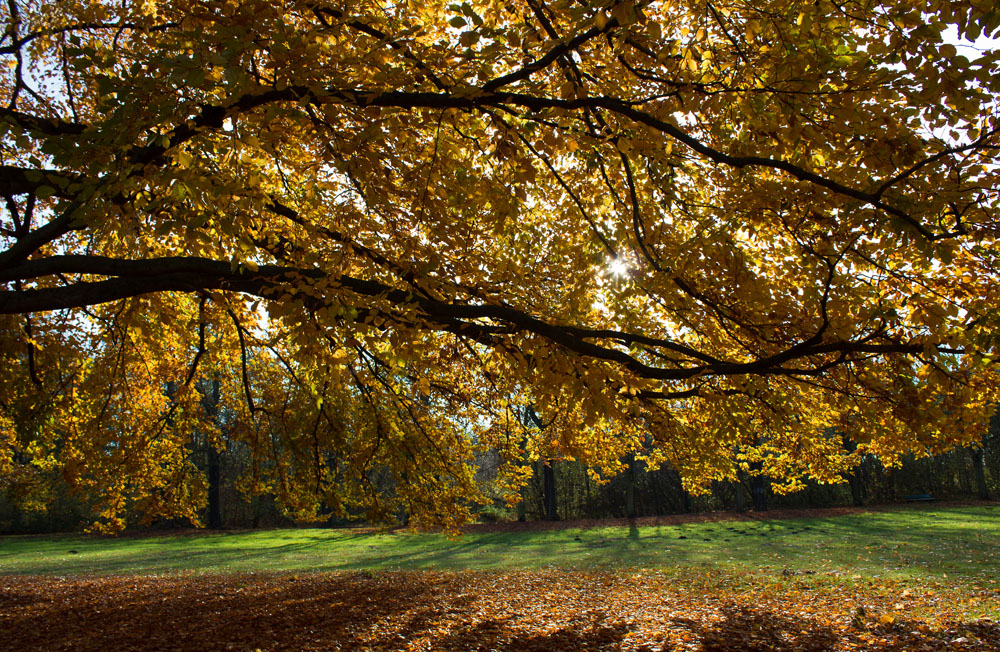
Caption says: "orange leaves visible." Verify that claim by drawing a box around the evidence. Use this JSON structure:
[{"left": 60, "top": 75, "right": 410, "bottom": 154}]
[
  {"left": 2, "top": 0, "right": 1000, "bottom": 530},
  {"left": 1, "top": 571, "right": 997, "bottom": 651}
]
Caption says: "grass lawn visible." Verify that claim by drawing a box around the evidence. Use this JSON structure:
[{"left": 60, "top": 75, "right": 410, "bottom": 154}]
[
  {"left": 1, "top": 504, "right": 998, "bottom": 587},
  {"left": 2, "top": 504, "right": 998, "bottom": 651}
]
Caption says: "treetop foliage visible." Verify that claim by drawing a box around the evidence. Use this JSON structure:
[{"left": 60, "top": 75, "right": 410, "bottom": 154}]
[{"left": 1, "top": 0, "right": 998, "bottom": 530}]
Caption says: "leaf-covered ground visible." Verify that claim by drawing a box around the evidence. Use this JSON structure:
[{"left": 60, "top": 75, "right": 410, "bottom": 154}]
[
  {"left": 2, "top": 506, "right": 998, "bottom": 650},
  {"left": 2, "top": 570, "right": 998, "bottom": 651}
]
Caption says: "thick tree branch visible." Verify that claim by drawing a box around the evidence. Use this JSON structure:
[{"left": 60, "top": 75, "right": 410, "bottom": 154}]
[
  {"left": 0, "top": 202, "right": 85, "bottom": 268},
  {"left": 0, "top": 107, "right": 86, "bottom": 135},
  {"left": 0, "top": 165, "right": 79, "bottom": 197},
  {"left": 0, "top": 254, "right": 943, "bottom": 387}
]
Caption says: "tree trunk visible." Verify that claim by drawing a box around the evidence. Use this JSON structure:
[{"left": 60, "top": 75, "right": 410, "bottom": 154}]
[
  {"left": 849, "top": 469, "right": 864, "bottom": 507},
  {"left": 650, "top": 470, "right": 664, "bottom": 515},
  {"left": 205, "top": 378, "right": 223, "bottom": 529},
  {"left": 517, "top": 480, "right": 527, "bottom": 522},
  {"left": 517, "top": 436, "right": 528, "bottom": 522},
  {"left": 207, "top": 447, "right": 222, "bottom": 529},
  {"left": 970, "top": 448, "right": 990, "bottom": 500},
  {"left": 543, "top": 460, "right": 558, "bottom": 521},
  {"left": 585, "top": 466, "right": 593, "bottom": 513},
  {"left": 847, "top": 456, "right": 865, "bottom": 507},
  {"left": 842, "top": 435, "right": 864, "bottom": 507},
  {"left": 750, "top": 461, "right": 768, "bottom": 512},
  {"left": 625, "top": 454, "right": 637, "bottom": 518},
  {"left": 524, "top": 405, "right": 557, "bottom": 521}
]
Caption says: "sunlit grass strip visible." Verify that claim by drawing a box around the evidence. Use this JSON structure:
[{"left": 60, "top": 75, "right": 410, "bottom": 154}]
[{"left": 1, "top": 505, "right": 997, "bottom": 598}]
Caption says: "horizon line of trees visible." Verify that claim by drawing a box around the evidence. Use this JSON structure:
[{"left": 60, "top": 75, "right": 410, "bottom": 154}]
[{"left": 3, "top": 407, "right": 997, "bottom": 534}]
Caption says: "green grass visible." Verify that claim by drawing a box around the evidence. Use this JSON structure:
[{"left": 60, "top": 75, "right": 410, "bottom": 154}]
[{"left": 2, "top": 504, "right": 998, "bottom": 589}]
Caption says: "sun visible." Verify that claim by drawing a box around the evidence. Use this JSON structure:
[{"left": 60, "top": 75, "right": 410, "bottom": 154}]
[{"left": 607, "top": 257, "right": 630, "bottom": 277}]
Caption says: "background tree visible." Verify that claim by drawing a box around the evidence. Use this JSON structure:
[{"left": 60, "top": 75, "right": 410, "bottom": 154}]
[{"left": 1, "top": 0, "right": 998, "bottom": 529}]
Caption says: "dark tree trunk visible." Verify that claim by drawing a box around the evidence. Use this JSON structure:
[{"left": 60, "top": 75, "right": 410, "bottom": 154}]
[
  {"left": 751, "top": 477, "right": 768, "bottom": 512},
  {"left": 543, "top": 460, "right": 558, "bottom": 521},
  {"left": 625, "top": 454, "right": 637, "bottom": 518},
  {"left": 517, "top": 435, "right": 528, "bottom": 522},
  {"left": 585, "top": 466, "right": 594, "bottom": 512},
  {"left": 842, "top": 435, "right": 864, "bottom": 506},
  {"left": 734, "top": 479, "right": 745, "bottom": 513},
  {"left": 524, "top": 405, "right": 557, "bottom": 521},
  {"left": 204, "top": 378, "right": 223, "bottom": 529},
  {"left": 650, "top": 469, "right": 664, "bottom": 515},
  {"left": 971, "top": 447, "right": 990, "bottom": 500},
  {"left": 207, "top": 447, "right": 222, "bottom": 529},
  {"left": 750, "top": 461, "right": 768, "bottom": 512},
  {"left": 849, "top": 469, "right": 864, "bottom": 507}
]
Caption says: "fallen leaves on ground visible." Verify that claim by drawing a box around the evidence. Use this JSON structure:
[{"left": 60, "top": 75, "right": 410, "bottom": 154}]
[{"left": 1, "top": 571, "right": 996, "bottom": 651}]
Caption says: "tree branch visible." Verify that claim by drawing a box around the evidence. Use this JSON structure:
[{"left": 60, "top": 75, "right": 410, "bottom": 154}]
[{"left": 0, "top": 254, "right": 944, "bottom": 388}]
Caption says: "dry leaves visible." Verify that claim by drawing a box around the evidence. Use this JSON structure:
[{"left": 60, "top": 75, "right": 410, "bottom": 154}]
[{"left": 1, "top": 571, "right": 996, "bottom": 651}]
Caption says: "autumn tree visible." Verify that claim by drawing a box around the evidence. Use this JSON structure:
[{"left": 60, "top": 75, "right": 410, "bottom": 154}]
[{"left": 1, "top": 0, "right": 998, "bottom": 529}]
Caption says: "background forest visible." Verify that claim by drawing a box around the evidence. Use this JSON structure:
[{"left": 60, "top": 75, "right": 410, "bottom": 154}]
[{"left": 4, "top": 395, "right": 997, "bottom": 533}]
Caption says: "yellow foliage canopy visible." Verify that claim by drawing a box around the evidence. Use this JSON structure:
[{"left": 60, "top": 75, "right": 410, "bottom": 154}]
[{"left": 0, "top": 0, "right": 998, "bottom": 528}]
